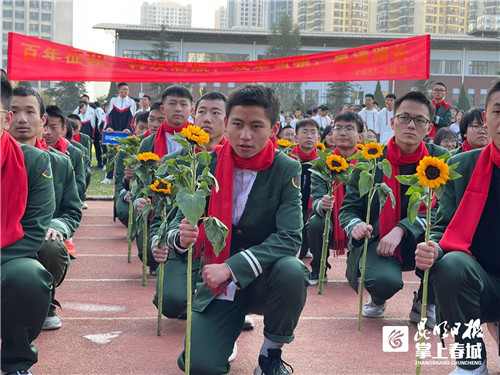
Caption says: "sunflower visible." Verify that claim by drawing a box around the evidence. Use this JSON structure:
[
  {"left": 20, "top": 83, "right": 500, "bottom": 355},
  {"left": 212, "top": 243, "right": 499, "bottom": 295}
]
[
  {"left": 277, "top": 139, "right": 295, "bottom": 148},
  {"left": 326, "top": 154, "right": 349, "bottom": 172},
  {"left": 361, "top": 143, "right": 383, "bottom": 160},
  {"left": 127, "top": 135, "right": 135, "bottom": 140},
  {"left": 316, "top": 142, "right": 326, "bottom": 152},
  {"left": 416, "top": 156, "right": 450, "bottom": 189},
  {"left": 151, "top": 179, "right": 171, "bottom": 195},
  {"left": 356, "top": 143, "right": 365, "bottom": 150},
  {"left": 116, "top": 145, "right": 121, "bottom": 152},
  {"left": 136, "top": 152, "right": 160, "bottom": 163},
  {"left": 181, "top": 125, "right": 210, "bottom": 147}
]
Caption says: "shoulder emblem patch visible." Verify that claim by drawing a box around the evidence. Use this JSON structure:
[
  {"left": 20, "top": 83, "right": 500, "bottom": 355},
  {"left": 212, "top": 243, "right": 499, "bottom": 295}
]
[
  {"left": 292, "top": 176, "right": 300, "bottom": 189},
  {"left": 42, "top": 165, "right": 52, "bottom": 178}
]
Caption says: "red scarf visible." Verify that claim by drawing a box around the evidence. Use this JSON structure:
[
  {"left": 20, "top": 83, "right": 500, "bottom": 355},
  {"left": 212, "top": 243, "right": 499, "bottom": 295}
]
[
  {"left": 380, "top": 137, "right": 433, "bottom": 263},
  {"left": 143, "top": 130, "right": 151, "bottom": 138},
  {"left": 331, "top": 147, "right": 358, "bottom": 255},
  {"left": 290, "top": 145, "right": 318, "bottom": 162},
  {"left": 52, "top": 137, "right": 68, "bottom": 154},
  {"left": 73, "top": 132, "right": 81, "bottom": 143},
  {"left": 204, "top": 139, "right": 275, "bottom": 295},
  {"left": 461, "top": 140, "right": 473, "bottom": 152},
  {"left": 430, "top": 100, "right": 452, "bottom": 137},
  {"left": 1, "top": 132, "right": 28, "bottom": 248},
  {"left": 34, "top": 138, "right": 49, "bottom": 150},
  {"left": 440, "top": 142, "right": 500, "bottom": 255},
  {"left": 153, "top": 121, "right": 190, "bottom": 158},
  {"left": 271, "top": 136, "right": 278, "bottom": 149}
]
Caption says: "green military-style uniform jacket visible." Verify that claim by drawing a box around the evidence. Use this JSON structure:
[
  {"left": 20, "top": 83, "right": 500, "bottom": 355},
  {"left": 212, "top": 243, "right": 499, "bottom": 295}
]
[
  {"left": 1, "top": 145, "right": 55, "bottom": 264},
  {"left": 78, "top": 133, "right": 91, "bottom": 158},
  {"left": 432, "top": 101, "right": 453, "bottom": 133},
  {"left": 339, "top": 143, "right": 448, "bottom": 291},
  {"left": 46, "top": 147, "right": 82, "bottom": 240},
  {"left": 64, "top": 142, "right": 86, "bottom": 201},
  {"left": 167, "top": 150, "right": 303, "bottom": 312}
]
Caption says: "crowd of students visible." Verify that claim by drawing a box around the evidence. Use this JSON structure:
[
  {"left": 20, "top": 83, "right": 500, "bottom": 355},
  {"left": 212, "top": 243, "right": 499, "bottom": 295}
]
[{"left": 1, "top": 73, "right": 499, "bottom": 375}]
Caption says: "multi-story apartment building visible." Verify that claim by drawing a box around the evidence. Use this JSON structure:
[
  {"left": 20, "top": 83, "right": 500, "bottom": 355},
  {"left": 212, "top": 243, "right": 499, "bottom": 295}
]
[
  {"left": 227, "top": 0, "right": 265, "bottom": 29},
  {"left": 141, "top": 1, "right": 192, "bottom": 27},
  {"left": 473, "top": 0, "right": 500, "bottom": 31},
  {"left": 266, "top": 0, "right": 294, "bottom": 28},
  {"left": 214, "top": 6, "right": 227, "bottom": 29}
]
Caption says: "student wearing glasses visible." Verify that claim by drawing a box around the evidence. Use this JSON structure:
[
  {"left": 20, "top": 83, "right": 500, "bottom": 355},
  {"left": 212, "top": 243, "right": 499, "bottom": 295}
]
[
  {"left": 453, "top": 108, "right": 491, "bottom": 155},
  {"left": 430, "top": 82, "right": 453, "bottom": 137}
]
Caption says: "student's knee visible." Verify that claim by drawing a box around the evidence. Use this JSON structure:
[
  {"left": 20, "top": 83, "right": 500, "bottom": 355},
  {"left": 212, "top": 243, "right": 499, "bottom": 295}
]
[
  {"left": 307, "top": 214, "right": 326, "bottom": 238},
  {"left": 364, "top": 269, "right": 403, "bottom": 300},
  {"left": 432, "top": 252, "right": 477, "bottom": 293},
  {"left": 38, "top": 238, "right": 69, "bottom": 286},
  {"left": 271, "top": 256, "right": 309, "bottom": 288},
  {"left": 2, "top": 258, "right": 53, "bottom": 300}
]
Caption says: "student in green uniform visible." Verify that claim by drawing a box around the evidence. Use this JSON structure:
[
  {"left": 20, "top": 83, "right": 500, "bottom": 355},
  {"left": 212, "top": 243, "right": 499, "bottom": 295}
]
[
  {"left": 307, "top": 112, "right": 364, "bottom": 284},
  {"left": 416, "top": 80, "right": 500, "bottom": 375},
  {"left": 156, "top": 84, "right": 309, "bottom": 375},
  {"left": 430, "top": 82, "right": 453, "bottom": 137},
  {"left": 339, "top": 91, "right": 448, "bottom": 328},
  {"left": 452, "top": 107, "right": 491, "bottom": 154},
  {"left": 1, "top": 75, "right": 55, "bottom": 375},
  {"left": 68, "top": 114, "right": 92, "bottom": 198},
  {"left": 9, "top": 86, "right": 82, "bottom": 331}
]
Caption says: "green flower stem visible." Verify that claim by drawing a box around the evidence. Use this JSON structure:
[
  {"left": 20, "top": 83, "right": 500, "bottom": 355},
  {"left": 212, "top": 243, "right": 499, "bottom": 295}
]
[
  {"left": 142, "top": 218, "right": 148, "bottom": 286},
  {"left": 416, "top": 188, "right": 432, "bottom": 375},
  {"left": 157, "top": 206, "right": 167, "bottom": 336},
  {"left": 318, "top": 182, "right": 342, "bottom": 295},
  {"left": 127, "top": 199, "right": 133, "bottom": 263},
  {"left": 358, "top": 162, "right": 378, "bottom": 331}
]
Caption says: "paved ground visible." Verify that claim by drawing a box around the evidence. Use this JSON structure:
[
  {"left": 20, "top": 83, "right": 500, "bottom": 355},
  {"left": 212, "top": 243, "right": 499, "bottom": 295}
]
[{"left": 32, "top": 201, "right": 499, "bottom": 375}]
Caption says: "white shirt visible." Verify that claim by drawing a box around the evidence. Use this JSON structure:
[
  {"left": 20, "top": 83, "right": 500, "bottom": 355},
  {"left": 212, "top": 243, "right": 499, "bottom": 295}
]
[
  {"left": 78, "top": 111, "right": 95, "bottom": 129},
  {"left": 232, "top": 168, "right": 257, "bottom": 226},
  {"left": 359, "top": 108, "right": 379, "bottom": 133},
  {"left": 73, "top": 105, "right": 95, "bottom": 118},
  {"left": 107, "top": 96, "right": 136, "bottom": 116},
  {"left": 313, "top": 115, "right": 332, "bottom": 129},
  {"left": 166, "top": 132, "right": 182, "bottom": 154},
  {"left": 377, "top": 108, "right": 394, "bottom": 145},
  {"left": 137, "top": 107, "right": 151, "bottom": 113},
  {"left": 290, "top": 118, "right": 298, "bottom": 130}
]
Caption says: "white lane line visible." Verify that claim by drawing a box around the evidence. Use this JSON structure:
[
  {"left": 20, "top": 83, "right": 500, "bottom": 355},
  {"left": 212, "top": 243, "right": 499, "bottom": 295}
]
[
  {"left": 65, "top": 279, "right": 144, "bottom": 282},
  {"left": 75, "top": 236, "right": 125, "bottom": 240},
  {"left": 63, "top": 316, "right": 411, "bottom": 321},
  {"left": 79, "top": 224, "right": 120, "bottom": 227},
  {"left": 73, "top": 254, "right": 128, "bottom": 257},
  {"left": 84, "top": 331, "right": 123, "bottom": 344},
  {"left": 64, "top": 302, "right": 126, "bottom": 313}
]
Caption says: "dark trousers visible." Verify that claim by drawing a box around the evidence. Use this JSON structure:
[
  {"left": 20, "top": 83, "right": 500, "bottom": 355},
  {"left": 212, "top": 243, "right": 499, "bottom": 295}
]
[
  {"left": 93, "top": 134, "right": 102, "bottom": 166},
  {"left": 432, "top": 251, "right": 500, "bottom": 370},
  {"left": 177, "top": 256, "right": 309, "bottom": 375},
  {"left": 136, "top": 224, "right": 158, "bottom": 269},
  {"left": 307, "top": 214, "right": 333, "bottom": 271}
]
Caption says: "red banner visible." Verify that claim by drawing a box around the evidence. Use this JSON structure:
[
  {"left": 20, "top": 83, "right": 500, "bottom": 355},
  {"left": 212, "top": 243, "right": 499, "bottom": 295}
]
[{"left": 7, "top": 32, "right": 429, "bottom": 82}]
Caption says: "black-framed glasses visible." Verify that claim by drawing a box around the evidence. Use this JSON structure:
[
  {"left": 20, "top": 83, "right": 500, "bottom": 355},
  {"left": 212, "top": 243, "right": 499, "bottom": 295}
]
[
  {"left": 332, "top": 125, "right": 356, "bottom": 133},
  {"left": 395, "top": 114, "right": 430, "bottom": 127},
  {"left": 468, "top": 124, "right": 487, "bottom": 133}
]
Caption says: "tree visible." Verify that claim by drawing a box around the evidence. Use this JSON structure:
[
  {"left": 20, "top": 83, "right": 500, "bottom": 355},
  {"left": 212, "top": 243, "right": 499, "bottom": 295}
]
[
  {"left": 145, "top": 24, "right": 176, "bottom": 101},
  {"left": 457, "top": 84, "right": 471, "bottom": 111},
  {"left": 325, "top": 82, "right": 354, "bottom": 113},
  {"left": 105, "top": 82, "right": 118, "bottom": 103},
  {"left": 374, "top": 81, "right": 385, "bottom": 109},
  {"left": 412, "top": 79, "right": 435, "bottom": 98},
  {"left": 18, "top": 81, "right": 32, "bottom": 88},
  {"left": 45, "top": 81, "right": 87, "bottom": 114},
  {"left": 265, "top": 14, "right": 302, "bottom": 112}
]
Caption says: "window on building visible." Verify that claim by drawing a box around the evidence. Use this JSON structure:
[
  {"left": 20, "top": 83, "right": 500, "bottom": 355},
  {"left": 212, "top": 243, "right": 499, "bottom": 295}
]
[
  {"left": 15, "top": 0, "right": 25, "bottom": 6},
  {"left": 479, "top": 89, "right": 488, "bottom": 107},
  {"left": 430, "top": 59, "right": 461, "bottom": 74},
  {"left": 15, "top": 10, "right": 25, "bottom": 19},
  {"left": 3, "top": 21, "right": 12, "bottom": 30},
  {"left": 4, "top": 0, "right": 13, "bottom": 5},
  {"left": 305, "top": 89, "right": 319, "bottom": 108},
  {"left": 469, "top": 61, "right": 500, "bottom": 75},
  {"left": 30, "top": 11, "right": 38, "bottom": 19},
  {"left": 41, "top": 1, "right": 51, "bottom": 10},
  {"left": 187, "top": 52, "right": 249, "bottom": 63},
  {"left": 3, "top": 10, "right": 13, "bottom": 18},
  {"left": 30, "top": 0, "right": 39, "bottom": 7},
  {"left": 15, "top": 22, "right": 24, "bottom": 31},
  {"left": 452, "top": 88, "right": 460, "bottom": 106},
  {"left": 29, "top": 23, "right": 39, "bottom": 32},
  {"left": 41, "top": 13, "right": 51, "bottom": 21},
  {"left": 41, "top": 24, "right": 51, "bottom": 33},
  {"left": 467, "top": 89, "right": 475, "bottom": 106}
]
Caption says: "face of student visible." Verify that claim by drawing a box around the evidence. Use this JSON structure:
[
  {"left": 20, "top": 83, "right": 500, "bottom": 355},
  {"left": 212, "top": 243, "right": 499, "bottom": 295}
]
[
  {"left": 285, "top": 116, "right": 292, "bottom": 125},
  {"left": 135, "top": 121, "right": 148, "bottom": 135},
  {"left": 367, "top": 130, "right": 378, "bottom": 143},
  {"left": 484, "top": 90, "right": 500, "bottom": 149},
  {"left": 161, "top": 95, "right": 193, "bottom": 128},
  {"left": 194, "top": 99, "right": 225, "bottom": 142},
  {"left": 438, "top": 137, "right": 457, "bottom": 151},
  {"left": 9, "top": 95, "right": 46, "bottom": 143},
  {"left": 281, "top": 128, "right": 295, "bottom": 142},
  {"left": 295, "top": 124, "right": 320, "bottom": 152},
  {"left": 465, "top": 118, "right": 490, "bottom": 149},
  {"left": 44, "top": 116, "right": 64, "bottom": 146},
  {"left": 332, "top": 120, "right": 362, "bottom": 150},
  {"left": 79, "top": 104, "right": 87, "bottom": 114},
  {"left": 324, "top": 129, "right": 335, "bottom": 148},
  {"left": 140, "top": 96, "right": 150, "bottom": 109},
  {"left": 147, "top": 109, "right": 165, "bottom": 134},
  {"left": 365, "top": 96, "right": 374, "bottom": 109},
  {"left": 432, "top": 84, "right": 446, "bottom": 102},
  {"left": 226, "top": 105, "right": 278, "bottom": 159},
  {"left": 73, "top": 118, "right": 82, "bottom": 131},
  {"left": 385, "top": 98, "right": 395, "bottom": 111},
  {"left": 391, "top": 100, "right": 431, "bottom": 154},
  {"left": 119, "top": 85, "right": 129, "bottom": 98}
]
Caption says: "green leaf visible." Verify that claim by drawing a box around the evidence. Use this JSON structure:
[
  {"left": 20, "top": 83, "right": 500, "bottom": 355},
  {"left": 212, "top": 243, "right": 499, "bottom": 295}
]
[
  {"left": 195, "top": 151, "right": 211, "bottom": 167},
  {"left": 377, "top": 182, "right": 395, "bottom": 212},
  {"left": 203, "top": 216, "right": 229, "bottom": 257},
  {"left": 379, "top": 159, "right": 392, "bottom": 178},
  {"left": 358, "top": 170, "right": 373, "bottom": 197},
  {"left": 407, "top": 192, "right": 424, "bottom": 225},
  {"left": 437, "top": 152, "right": 452, "bottom": 160},
  {"left": 405, "top": 185, "right": 425, "bottom": 196},
  {"left": 177, "top": 188, "right": 206, "bottom": 227},
  {"left": 347, "top": 152, "right": 365, "bottom": 161},
  {"left": 448, "top": 168, "right": 462, "bottom": 180},
  {"left": 353, "top": 162, "right": 373, "bottom": 172},
  {"left": 434, "top": 184, "right": 446, "bottom": 199},
  {"left": 309, "top": 168, "right": 331, "bottom": 183},
  {"left": 395, "top": 174, "right": 419, "bottom": 186},
  {"left": 136, "top": 203, "right": 153, "bottom": 225},
  {"left": 156, "top": 163, "right": 168, "bottom": 177}
]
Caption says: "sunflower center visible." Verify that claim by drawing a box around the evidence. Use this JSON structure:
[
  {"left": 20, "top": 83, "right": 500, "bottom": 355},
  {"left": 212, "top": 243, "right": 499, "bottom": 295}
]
[
  {"left": 425, "top": 166, "right": 440, "bottom": 180},
  {"left": 157, "top": 182, "right": 169, "bottom": 190},
  {"left": 368, "top": 148, "right": 379, "bottom": 155},
  {"left": 331, "top": 161, "right": 341, "bottom": 168}
]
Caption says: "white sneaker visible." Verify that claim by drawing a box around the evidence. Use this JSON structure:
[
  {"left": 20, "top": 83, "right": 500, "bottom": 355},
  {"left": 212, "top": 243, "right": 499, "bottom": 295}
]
[
  {"left": 304, "top": 250, "right": 313, "bottom": 258},
  {"left": 42, "top": 314, "right": 62, "bottom": 330},
  {"left": 101, "top": 178, "right": 111, "bottom": 184},
  {"left": 102, "top": 165, "right": 107, "bottom": 171},
  {"left": 228, "top": 342, "right": 237, "bottom": 362},
  {"left": 409, "top": 292, "right": 436, "bottom": 328},
  {"left": 81, "top": 202, "right": 88, "bottom": 209},
  {"left": 449, "top": 361, "right": 488, "bottom": 374},
  {"left": 362, "top": 300, "right": 386, "bottom": 318},
  {"left": 242, "top": 315, "right": 255, "bottom": 331}
]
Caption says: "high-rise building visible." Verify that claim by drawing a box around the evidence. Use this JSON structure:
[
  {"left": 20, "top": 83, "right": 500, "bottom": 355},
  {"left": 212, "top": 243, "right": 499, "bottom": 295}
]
[
  {"left": 473, "top": 0, "right": 500, "bottom": 32},
  {"left": 141, "top": 1, "right": 192, "bottom": 27},
  {"left": 294, "top": 0, "right": 372, "bottom": 33},
  {"left": 215, "top": 6, "right": 227, "bottom": 29},
  {"left": 227, "top": 0, "right": 265, "bottom": 29},
  {"left": 1, "top": 0, "right": 73, "bottom": 90},
  {"left": 266, "top": 0, "right": 294, "bottom": 29}
]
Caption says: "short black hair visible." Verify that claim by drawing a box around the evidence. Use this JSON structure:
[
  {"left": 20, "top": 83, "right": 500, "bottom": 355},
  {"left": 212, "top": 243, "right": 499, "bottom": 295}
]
[
  {"left": 365, "top": 93, "right": 375, "bottom": 100},
  {"left": 282, "top": 125, "right": 294, "bottom": 132},
  {"left": 12, "top": 86, "right": 45, "bottom": 118},
  {"left": 296, "top": 118, "right": 320, "bottom": 133},
  {"left": 63, "top": 118, "right": 74, "bottom": 140},
  {"left": 434, "top": 127, "right": 458, "bottom": 148},
  {"left": 118, "top": 82, "right": 128, "bottom": 89},
  {"left": 226, "top": 84, "right": 281, "bottom": 127},
  {"left": 151, "top": 101, "right": 162, "bottom": 111},
  {"left": 67, "top": 113, "right": 80, "bottom": 122},
  {"left": 135, "top": 111, "right": 149, "bottom": 124},
  {"left": 320, "top": 105, "right": 329, "bottom": 111},
  {"left": 68, "top": 118, "right": 79, "bottom": 131},
  {"left": 45, "top": 105, "right": 66, "bottom": 129},
  {"left": 394, "top": 91, "right": 434, "bottom": 120},
  {"left": 459, "top": 107, "right": 484, "bottom": 140},
  {"left": 321, "top": 125, "right": 333, "bottom": 143},
  {"left": 141, "top": 94, "right": 151, "bottom": 101},
  {"left": 161, "top": 85, "right": 193, "bottom": 104},
  {"left": 333, "top": 111, "right": 364, "bottom": 133},
  {"left": 386, "top": 93, "right": 396, "bottom": 100},
  {"left": 195, "top": 91, "right": 227, "bottom": 113},
  {"left": 485, "top": 80, "right": 500, "bottom": 110},
  {"left": 433, "top": 82, "right": 447, "bottom": 90},
  {"left": 1, "top": 75, "right": 12, "bottom": 110},
  {"left": 81, "top": 94, "right": 90, "bottom": 100}
]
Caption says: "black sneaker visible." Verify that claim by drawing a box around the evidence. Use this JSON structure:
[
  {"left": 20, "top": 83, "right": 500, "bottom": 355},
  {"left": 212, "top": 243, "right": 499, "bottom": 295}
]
[
  {"left": 309, "top": 269, "right": 320, "bottom": 286},
  {"left": 254, "top": 348, "right": 293, "bottom": 375},
  {"left": 149, "top": 266, "right": 157, "bottom": 276}
]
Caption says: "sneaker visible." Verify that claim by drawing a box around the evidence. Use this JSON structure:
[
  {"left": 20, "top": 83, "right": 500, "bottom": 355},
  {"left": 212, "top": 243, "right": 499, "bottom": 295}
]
[
  {"left": 362, "top": 300, "right": 386, "bottom": 318},
  {"left": 254, "top": 348, "right": 293, "bottom": 375},
  {"left": 304, "top": 250, "right": 313, "bottom": 258},
  {"left": 2, "top": 370, "right": 34, "bottom": 375},
  {"left": 64, "top": 240, "right": 77, "bottom": 259},
  {"left": 100, "top": 178, "right": 111, "bottom": 184},
  {"left": 42, "top": 314, "right": 61, "bottom": 330},
  {"left": 149, "top": 266, "right": 157, "bottom": 276},
  {"left": 409, "top": 292, "right": 436, "bottom": 328},
  {"left": 242, "top": 315, "right": 255, "bottom": 331},
  {"left": 81, "top": 202, "right": 88, "bottom": 209},
  {"left": 309, "top": 269, "right": 327, "bottom": 286},
  {"left": 102, "top": 165, "right": 107, "bottom": 171},
  {"left": 449, "top": 361, "right": 488, "bottom": 374},
  {"left": 228, "top": 342, "right": 237, "bottom": 362}
]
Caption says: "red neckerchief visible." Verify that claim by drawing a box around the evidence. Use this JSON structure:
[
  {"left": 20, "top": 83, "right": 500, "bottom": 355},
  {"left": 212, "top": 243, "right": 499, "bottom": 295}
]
[
  {"left": 290, "top": 145, "right": 318, "bottom": 162},
  {"left": 380, "top": 137, "right": 434, "bottom": 263},
  {"left": 331, "top": 147, "right": 358, "bottom": 255},
  {"left": 35, "top": 138, "right": 49, "bottom": 150},
  {"left": 271, "top": 136, "right": 278, "bottom": 149},
  {"left": 1, "top": 132, "right": 28, "bottom": 247},
  {"left": 203, "top": 139, "right": 275, "bottom": 295},
  {"left": 461, "top": 140, "right": 473, "bottom": 152},
  {"left": 143, "top": 130, "right": 151, "bottom": 138},
  {"left": 52, "top": 137, "right": 68, "bottom": 154},
  {"left": 153, "top": 121, "right": 190, "bottom": 158},
  {"left": 73, "top": 132, "right": 81, "bottom": 143},
  {"left": 440, "top": 142, "right": 500, "bottom": 255}
]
